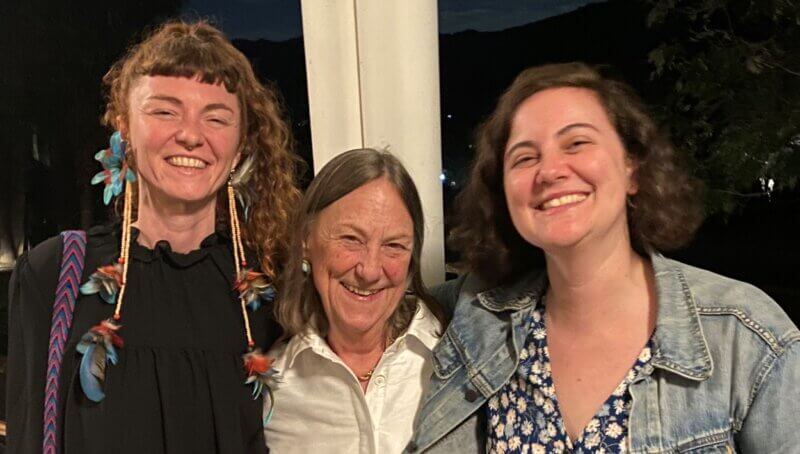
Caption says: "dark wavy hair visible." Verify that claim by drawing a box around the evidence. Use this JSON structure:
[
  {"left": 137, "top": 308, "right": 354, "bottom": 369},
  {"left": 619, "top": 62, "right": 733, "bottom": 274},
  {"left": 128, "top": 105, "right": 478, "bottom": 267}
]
[
  {"left": 450, "top": 62, "right": 705, "bottom": 285},
  {"left": 276, "top": 148, "right": 447, "bottom": 339},
  {"left": 102, "top": 20, "right": 301, "bottom": 279}
]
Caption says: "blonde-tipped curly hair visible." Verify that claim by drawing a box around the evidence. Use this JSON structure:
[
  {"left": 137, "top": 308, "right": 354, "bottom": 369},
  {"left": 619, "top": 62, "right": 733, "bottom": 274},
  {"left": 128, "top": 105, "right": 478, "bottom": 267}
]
[{"left": 101, "top": 20, "right": 301, "bottom": 279}]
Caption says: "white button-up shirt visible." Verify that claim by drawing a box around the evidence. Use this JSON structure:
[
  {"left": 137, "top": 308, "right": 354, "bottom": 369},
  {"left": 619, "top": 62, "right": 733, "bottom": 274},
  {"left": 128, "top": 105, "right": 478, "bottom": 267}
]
[{"left": 264, "top": 302, "right": 441, "bottom": 454}]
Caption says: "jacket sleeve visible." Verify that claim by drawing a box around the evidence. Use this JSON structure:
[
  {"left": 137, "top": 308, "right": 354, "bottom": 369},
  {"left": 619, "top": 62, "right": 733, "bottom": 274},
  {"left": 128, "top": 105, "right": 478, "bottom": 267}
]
[
  {"left": 735, "top": 337, "right": 800, "bottom": 452},
  {"left": 6, "top": 237, "right": 61, "bottom": 453}
]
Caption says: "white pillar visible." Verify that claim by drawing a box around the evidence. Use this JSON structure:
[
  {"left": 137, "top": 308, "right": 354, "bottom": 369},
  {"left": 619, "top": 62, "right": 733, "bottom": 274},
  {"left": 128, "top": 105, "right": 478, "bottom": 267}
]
[{"left": 301, "top": 0, "right": 445, "bottom": 285}]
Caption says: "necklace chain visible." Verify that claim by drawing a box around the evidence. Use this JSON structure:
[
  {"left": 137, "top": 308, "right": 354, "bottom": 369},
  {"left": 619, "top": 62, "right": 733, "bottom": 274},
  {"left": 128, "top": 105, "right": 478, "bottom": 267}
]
[
  {"left": 355, "top": 334, "right": 395, "bottom": 382},
  {"left": 357, "top": 369, "right": 374, "bottom": 382}
]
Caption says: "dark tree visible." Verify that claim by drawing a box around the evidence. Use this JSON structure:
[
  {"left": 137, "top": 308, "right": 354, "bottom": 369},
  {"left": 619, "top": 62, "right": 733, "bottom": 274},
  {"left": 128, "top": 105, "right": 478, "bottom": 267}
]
[{"left": 644, "top": 0, "right": 800, "bottom": 214}]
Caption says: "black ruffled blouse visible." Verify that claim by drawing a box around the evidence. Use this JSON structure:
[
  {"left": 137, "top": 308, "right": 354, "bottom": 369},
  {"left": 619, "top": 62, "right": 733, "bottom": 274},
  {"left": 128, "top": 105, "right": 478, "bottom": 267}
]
[{"left": 7, "top": 224, "right": 280, "bottom": 453}]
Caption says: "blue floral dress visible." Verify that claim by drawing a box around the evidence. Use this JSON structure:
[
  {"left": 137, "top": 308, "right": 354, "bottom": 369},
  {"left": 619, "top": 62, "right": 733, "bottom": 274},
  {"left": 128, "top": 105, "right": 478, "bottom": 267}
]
[{"left": 487, "top": 305, "right": 652, "bottom": 453}]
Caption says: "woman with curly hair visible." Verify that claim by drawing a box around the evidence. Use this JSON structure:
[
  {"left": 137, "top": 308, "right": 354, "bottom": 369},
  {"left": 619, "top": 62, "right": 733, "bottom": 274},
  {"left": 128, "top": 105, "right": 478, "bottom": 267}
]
[
  {"left": 7, "top": 20, "right": 300, "bottom": 453},
  {"left": 407, "top": 63, "right": 799, "bottom": 453}
]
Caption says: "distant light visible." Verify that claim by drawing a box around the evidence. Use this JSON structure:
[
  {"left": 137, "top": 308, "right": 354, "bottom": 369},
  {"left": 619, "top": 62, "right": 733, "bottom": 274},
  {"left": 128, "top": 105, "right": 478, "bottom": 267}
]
[
  {"left": 446, "top": 114, "right": 453, "bottom": 119},
  {"left": 439, "top": 173, "right": 447, "bottom": 182}
]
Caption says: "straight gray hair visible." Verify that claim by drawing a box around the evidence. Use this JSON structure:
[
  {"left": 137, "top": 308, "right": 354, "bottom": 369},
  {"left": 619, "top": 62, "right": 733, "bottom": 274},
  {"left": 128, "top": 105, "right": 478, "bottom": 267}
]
[{"left": 275, "top": 148, "right": 446, "bottom": 339}]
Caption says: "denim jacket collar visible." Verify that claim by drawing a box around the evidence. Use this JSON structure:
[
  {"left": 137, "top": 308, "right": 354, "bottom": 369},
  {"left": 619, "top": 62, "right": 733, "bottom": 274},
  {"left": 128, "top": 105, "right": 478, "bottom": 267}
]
[
  {"left": 649, "top": 254, "right": 714, "bottom": 380},
  {"left": 476, "top": 269, "right": 547, "bottom": 313},
  {"left": 473, "top": 254, "right": 714, "bottom": 380}
]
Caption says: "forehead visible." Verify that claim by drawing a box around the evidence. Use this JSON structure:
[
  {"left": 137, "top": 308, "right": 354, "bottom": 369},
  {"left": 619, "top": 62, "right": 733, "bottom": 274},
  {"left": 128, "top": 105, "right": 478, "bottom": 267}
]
[
  {"left": 315, "top": 178, "right": 414, "bottom": 233},
  {"left": 510, "top": 87, "right": 612, "bottom": 134},
  {"left": 128, "top": 75, "right": 240, "bottom": 110}
]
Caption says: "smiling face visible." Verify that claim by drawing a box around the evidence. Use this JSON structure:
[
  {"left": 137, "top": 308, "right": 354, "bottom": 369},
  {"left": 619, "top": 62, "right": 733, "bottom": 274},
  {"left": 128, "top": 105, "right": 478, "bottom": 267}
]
[
  {"left": 306, "top": 178, "right": 414, "bottom": 339},
  {"left": 503, "top": 87, "right": 637, "bottom": 254},
  {"left": 124, "top": 75, "right": 242, "bottom": 208}
]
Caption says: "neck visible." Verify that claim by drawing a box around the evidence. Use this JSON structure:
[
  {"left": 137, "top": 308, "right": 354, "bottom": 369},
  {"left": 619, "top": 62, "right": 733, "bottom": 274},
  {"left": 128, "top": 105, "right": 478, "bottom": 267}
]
[
  {"left": 543, "top": 228, "right": 655, "bottom": 334},
  {"left": 133, "top": 184, "right": 217, "bottom": 254},
  {"left": 327, "top": 325, "right": 388, "bottom": 378}
]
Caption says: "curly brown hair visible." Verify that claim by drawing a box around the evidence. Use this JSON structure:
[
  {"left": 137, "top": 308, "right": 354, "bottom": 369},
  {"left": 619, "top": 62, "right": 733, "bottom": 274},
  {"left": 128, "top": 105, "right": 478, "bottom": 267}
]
[
  {"left": 450, "top": 62, "right": 705, "bottom": 286},
  {"left": 102, "top": 20, "right": 301, "bottom": 279},
  {"left": 276, "top": 148, "right": 447, "bottom": 339}
]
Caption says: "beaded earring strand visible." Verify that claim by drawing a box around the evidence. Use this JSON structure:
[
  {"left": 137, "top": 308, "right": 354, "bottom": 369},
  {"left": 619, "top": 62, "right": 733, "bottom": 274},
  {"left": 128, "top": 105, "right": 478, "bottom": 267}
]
[{"left": 77, "top": 132, "right": 134, "bottom": 402}]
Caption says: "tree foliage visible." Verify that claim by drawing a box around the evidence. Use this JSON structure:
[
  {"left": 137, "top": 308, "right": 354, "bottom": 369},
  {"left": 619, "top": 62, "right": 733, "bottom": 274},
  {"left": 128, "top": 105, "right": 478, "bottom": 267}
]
[{"left": 644, "top": 0, "right": 800, "bottom": 215}]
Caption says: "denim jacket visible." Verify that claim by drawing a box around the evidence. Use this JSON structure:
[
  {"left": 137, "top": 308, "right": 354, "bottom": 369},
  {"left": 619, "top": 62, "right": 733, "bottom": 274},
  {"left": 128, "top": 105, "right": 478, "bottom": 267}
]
[{"left": 406, "top": 255, "right": 800, "bottom": 453}]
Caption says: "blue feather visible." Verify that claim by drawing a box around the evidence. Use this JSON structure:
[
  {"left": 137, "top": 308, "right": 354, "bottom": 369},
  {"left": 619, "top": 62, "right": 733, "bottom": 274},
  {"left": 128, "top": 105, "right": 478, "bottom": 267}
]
[
  {"left": 105, "top": 341, "right": 118, "bottom": 365},
  {"left": 79, "top": 343, "right": 106, "bottom": 402},
  {"left": 110, "top": 131, "right": 124, "bottom": 156},
  {"left": 80, "top": 280, "right": 100, "bottom": 296},
  {"left": 261, "top": 286, "right": 276, "bottom": 302},
  {"left": 99, "top": 287, "right": 116, "bottom": 305},
  {"left": 246, "top": 299, "right": 261, "bottom": 312},
  {"left": 91, "top": 172, "right": 107, "bottom": 185},
  {"left": 103, "top": 185, "right": 114, "bottom": 205},
  {"left": 263, "top": 386, "right": 276, "bottom": 426}
]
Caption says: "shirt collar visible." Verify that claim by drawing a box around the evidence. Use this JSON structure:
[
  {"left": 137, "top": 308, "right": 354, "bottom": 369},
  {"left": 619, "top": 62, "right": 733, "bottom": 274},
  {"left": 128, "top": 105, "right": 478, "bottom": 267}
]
[
  {"left": 400, "top": 300, "right": 442, "bottom": 351},
  {"left": 280, "top": 300, "right": 442, "bottom": 370}
]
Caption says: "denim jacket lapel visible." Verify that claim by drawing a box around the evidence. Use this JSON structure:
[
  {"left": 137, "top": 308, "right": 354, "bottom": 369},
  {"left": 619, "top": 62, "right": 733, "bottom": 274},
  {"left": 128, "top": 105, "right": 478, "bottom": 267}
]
[
  {"left": 413, "top": 271, "right": 546, "bottom": 452},
  {"left": 650, "top": 254, "right": 714, "bottom": 380}
]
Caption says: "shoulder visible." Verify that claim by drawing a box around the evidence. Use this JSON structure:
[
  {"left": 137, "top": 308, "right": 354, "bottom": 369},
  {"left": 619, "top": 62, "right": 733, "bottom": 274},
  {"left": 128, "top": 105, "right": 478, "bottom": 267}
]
[
  {"left": 662, "top": 256, "right": 799, "bottom": 350},
  {"left": 431, "top": 273, "right": 492, "bottom": 315},
  {"left": 12, "top": 226, "right": 118, "bottom": 295},
  {"left": 431, "top": 275, "right": 467, "bottom": 314},
  {"left": 12, "top": 235, "right": 63, "bottom": 287},
  {"left": 267, "top": 330, "right": 319, "bottom": 374}
]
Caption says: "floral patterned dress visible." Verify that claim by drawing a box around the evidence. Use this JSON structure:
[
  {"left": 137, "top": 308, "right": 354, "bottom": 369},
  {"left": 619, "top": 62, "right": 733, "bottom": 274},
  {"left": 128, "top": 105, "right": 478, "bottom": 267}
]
[{"left": 486, "top": 305, "right": 652, "bottom": 453}]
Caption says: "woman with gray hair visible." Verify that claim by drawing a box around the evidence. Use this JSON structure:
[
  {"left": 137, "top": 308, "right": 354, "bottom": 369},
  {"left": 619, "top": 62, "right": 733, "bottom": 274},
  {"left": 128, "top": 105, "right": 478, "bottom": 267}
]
[{"left": 264, "top": 148, "right": 447, "bottom": 453}]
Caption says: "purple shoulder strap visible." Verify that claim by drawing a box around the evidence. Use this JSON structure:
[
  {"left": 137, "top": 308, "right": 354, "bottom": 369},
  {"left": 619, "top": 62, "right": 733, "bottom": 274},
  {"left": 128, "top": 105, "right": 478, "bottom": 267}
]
[{"left": 43, "top": 230, "right": 87, "bottom": 454}]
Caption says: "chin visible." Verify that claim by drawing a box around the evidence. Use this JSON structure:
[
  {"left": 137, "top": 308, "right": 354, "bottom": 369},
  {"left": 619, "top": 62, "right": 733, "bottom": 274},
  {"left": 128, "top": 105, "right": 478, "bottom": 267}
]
[{"left": 162, "top": 186, "right": 218, "bottom": 205}]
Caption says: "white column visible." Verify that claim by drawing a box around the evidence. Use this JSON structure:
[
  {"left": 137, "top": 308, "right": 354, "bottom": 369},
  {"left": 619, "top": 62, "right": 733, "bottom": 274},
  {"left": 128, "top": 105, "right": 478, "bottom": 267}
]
[{"left": 301, "top": 0, "right": 445, "bottom": 285}]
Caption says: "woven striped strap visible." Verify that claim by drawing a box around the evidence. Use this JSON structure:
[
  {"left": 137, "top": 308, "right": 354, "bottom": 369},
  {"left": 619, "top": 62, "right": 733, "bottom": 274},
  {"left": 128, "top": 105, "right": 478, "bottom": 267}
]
[{"left": 43, "top": 231, "right": 87, "bottom": 454}]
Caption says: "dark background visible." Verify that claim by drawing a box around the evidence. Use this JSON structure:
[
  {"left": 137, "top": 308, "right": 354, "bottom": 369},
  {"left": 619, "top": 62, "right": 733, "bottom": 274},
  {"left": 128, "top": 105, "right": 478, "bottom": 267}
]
[{"left": 1, "top": 0, "right": 798, "bottom": 429}]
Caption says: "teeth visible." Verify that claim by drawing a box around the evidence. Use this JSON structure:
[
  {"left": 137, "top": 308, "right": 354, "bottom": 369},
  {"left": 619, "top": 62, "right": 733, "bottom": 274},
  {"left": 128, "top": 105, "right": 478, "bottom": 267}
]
[
  {"left": 167, "top": 156, "right": 207, "bottom": 169},
  {"left": 343, "top": 283, "right": 379, "bottom": 297},
  {"left": 541, "top": 193, "right": 587, "bottom": 210}
]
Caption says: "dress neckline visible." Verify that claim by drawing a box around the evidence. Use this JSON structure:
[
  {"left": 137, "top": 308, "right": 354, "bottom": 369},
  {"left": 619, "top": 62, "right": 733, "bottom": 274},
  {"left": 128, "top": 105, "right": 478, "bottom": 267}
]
[{"left": 127, "top": 226, "right": 231, "bottom": 267}]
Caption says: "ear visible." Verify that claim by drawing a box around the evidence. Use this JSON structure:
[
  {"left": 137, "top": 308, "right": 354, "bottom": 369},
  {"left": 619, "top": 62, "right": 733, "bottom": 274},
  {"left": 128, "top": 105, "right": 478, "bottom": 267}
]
[
  {"left": 116, "top": 115, "right": 128, "bottom": 139},
  {"left": 625, "top": 157, "right": 639, "bottom": 196},
  {"left": 232, "top": 152, "right": 242, "bottom": 172}
]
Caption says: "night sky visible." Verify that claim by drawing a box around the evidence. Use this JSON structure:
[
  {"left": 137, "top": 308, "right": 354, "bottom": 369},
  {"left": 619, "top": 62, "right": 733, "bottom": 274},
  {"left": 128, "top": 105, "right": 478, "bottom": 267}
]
[{"left": 182, "top": 0, "right": 604, "bottom": 40}]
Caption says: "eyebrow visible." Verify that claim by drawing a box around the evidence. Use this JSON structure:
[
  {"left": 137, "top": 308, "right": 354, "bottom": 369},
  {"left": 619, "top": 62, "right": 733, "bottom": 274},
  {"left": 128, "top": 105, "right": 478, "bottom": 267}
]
[
  {"left": 505, "top": 122, "right": 599, "bottom": 156},
  {"left": 146, "top": 95, "right": 236, "bottom": 114},
  {"left": 338, "top": 222, "right": 413, "bottom": 242},
  {"left": 556, "top": 122, "right": 599, "bottom": 136},
  {"left": 505, "top": 140, "right": 537, "bottom": 157}
]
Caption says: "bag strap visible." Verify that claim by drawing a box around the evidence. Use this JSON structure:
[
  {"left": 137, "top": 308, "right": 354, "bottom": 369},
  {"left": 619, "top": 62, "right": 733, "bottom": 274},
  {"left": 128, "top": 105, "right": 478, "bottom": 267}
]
[{"left": 43, "top": 230, "right": 87, "bottom": 454}]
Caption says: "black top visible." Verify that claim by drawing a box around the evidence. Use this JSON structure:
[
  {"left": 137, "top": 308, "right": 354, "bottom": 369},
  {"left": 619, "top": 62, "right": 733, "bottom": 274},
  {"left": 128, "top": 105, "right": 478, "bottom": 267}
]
[{"left": 7, "top": 224, "right": 280, "bottom": 453}]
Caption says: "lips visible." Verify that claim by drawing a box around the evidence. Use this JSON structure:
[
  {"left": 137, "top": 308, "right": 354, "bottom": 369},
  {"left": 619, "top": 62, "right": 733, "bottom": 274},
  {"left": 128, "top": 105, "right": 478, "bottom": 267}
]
[
  {"left": 537, "top": 192, "right": 588, "bottom": 210},
  {"left": 341, "top": 282, "right": 381, "bottom": 297},
  {"left": 166, "top": 156, "right": 208, "bottom": 169}
]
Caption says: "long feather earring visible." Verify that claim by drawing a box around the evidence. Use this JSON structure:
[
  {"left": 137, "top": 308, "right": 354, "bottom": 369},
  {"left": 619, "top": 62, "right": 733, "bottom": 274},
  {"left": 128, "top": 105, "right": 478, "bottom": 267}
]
[
  {"left": 227, "top": 168, "right": 278, "bottom": 425},
  {"left": 228, "top": 168, "right": 280, "bottom": 425},
  {"left": 78, "top": 133, "right": 135, "bottom": 401}
]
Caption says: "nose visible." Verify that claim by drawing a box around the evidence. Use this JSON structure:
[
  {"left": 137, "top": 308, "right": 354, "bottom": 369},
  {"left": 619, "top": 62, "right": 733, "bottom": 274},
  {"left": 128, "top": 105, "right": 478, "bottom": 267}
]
[
  {"left": 175, "top": 117, "right": 205, "bottom": 151},
  {"left": 534, "top": 149, "right": 569, "bottom": 185},
  {"left": 355, "top": 247, "right": 383, "bottom": 284}
]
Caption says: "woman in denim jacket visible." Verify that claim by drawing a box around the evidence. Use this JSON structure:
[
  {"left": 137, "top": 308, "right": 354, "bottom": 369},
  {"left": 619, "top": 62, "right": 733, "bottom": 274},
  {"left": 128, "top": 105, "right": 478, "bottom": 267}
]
[{"left": 407, "top": 63, "right": 800, "bottom": 453}]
